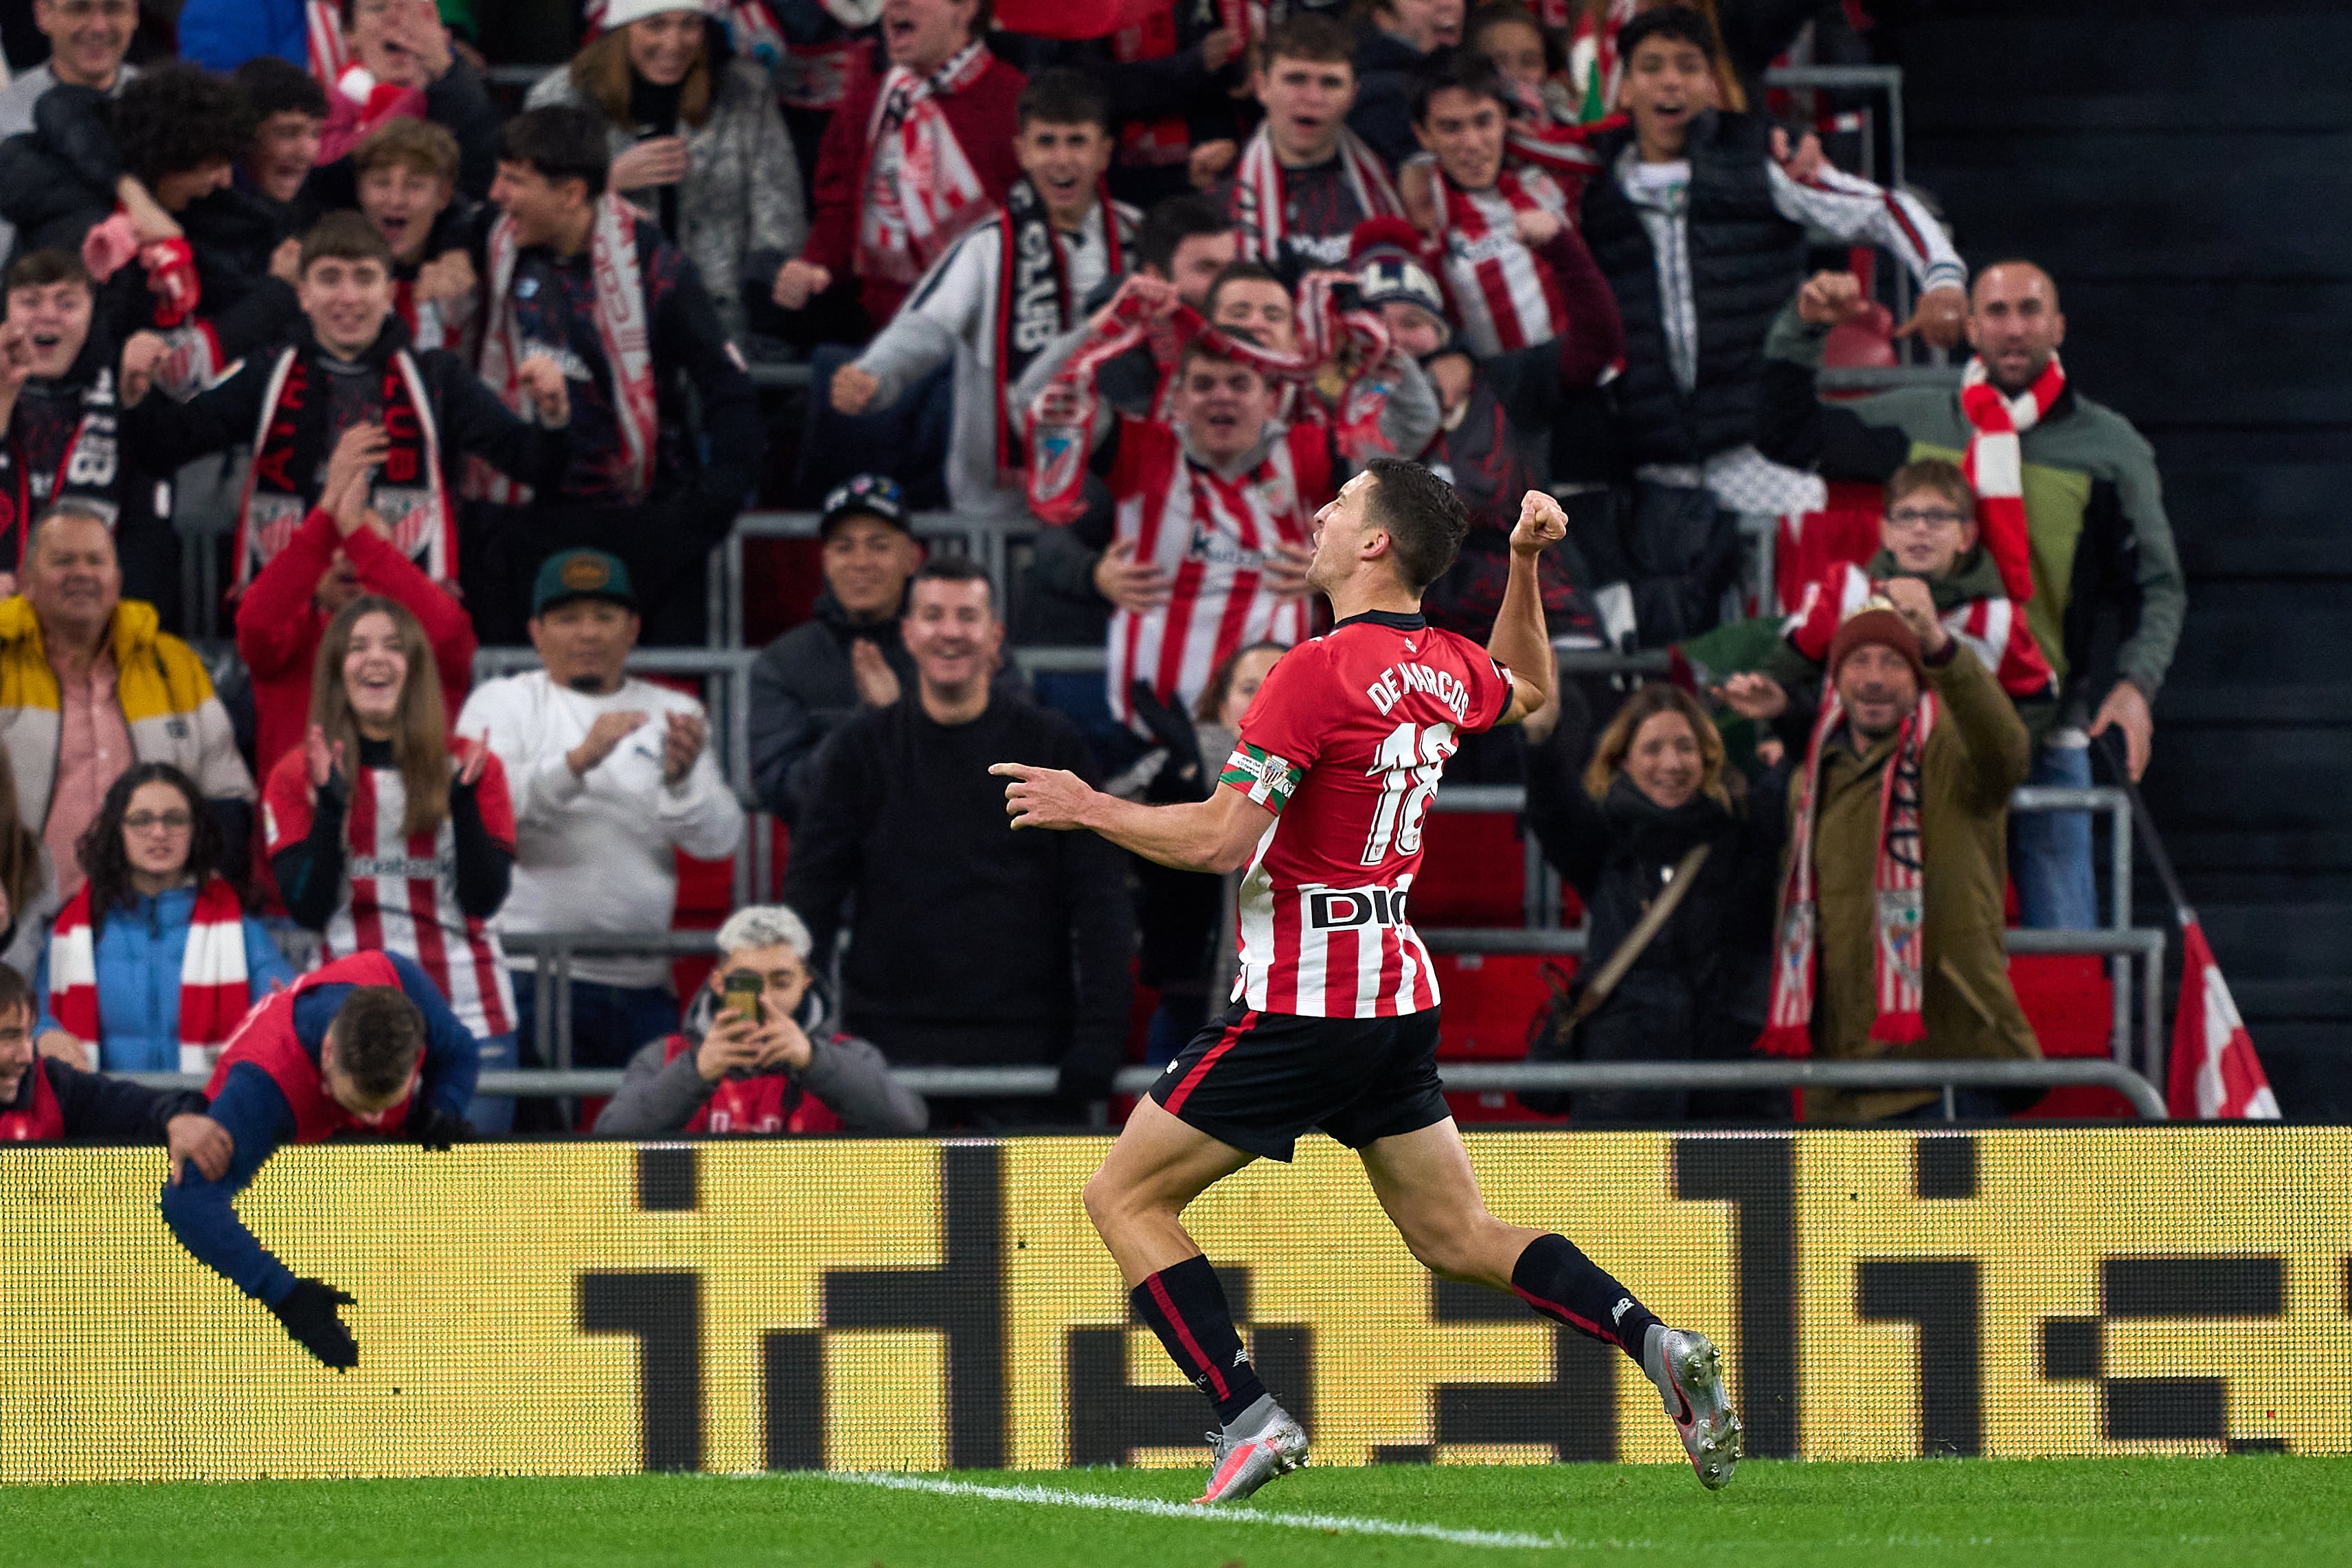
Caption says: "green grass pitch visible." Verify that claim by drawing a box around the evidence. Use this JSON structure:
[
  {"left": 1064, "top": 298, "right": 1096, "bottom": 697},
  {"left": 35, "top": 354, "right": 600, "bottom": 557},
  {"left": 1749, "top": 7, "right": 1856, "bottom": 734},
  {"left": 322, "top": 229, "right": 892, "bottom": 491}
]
[{"left": 6, "top": 1457, "right": 2349, "bottom": 1566}]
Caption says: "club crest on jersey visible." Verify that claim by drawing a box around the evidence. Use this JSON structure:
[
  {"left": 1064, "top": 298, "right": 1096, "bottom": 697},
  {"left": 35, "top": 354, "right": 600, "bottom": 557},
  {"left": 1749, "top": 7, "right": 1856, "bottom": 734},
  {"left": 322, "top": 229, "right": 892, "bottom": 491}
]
[
  {"left": 1253, "top": 475, "right": 1293, "bottom": 514},
  {"left": 1307, "top": 885, "right": 1409, "bottom": 931}
]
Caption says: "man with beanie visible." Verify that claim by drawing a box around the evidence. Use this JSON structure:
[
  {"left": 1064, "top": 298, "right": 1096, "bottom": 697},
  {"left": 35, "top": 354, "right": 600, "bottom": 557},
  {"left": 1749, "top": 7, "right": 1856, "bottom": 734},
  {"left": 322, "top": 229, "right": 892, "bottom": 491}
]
[
  {"left": 1719, "top": 582, "right": 2039, "bottom": 1122},
  {"left": 1352, "top": 214, "right": 1620, "bottom": 642}
]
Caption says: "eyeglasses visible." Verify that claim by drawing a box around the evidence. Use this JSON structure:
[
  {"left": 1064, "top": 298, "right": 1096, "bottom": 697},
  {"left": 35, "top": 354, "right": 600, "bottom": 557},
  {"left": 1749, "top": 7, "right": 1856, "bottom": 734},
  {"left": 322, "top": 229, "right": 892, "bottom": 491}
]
[
  {"left": 123, "top": 811, "right": 194, "bottom": 833},
  {"left": 1886, "top": 508, "right": 1970, "bottom": 530}
]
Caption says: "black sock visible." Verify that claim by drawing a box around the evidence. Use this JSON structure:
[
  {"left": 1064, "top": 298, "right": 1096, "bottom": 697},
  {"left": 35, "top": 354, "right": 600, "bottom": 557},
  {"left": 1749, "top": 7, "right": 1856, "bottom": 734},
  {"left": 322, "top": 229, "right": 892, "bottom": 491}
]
[
  {"left": 1510, "top": 1233, "right": 1662, "bottom": 1360},
  {"left": 1131, "top": 1255, "right": 1269, "bottom": 1428}
]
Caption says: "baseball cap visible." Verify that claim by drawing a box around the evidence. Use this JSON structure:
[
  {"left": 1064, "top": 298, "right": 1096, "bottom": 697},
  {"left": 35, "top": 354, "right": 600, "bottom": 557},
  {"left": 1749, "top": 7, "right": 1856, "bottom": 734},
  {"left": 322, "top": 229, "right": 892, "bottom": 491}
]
[
  {"left": 819, "top": 473, "right": 911, "bottom": 539},
  {"left": 531, "top": 549, "right": 636, "bottom": 617}
]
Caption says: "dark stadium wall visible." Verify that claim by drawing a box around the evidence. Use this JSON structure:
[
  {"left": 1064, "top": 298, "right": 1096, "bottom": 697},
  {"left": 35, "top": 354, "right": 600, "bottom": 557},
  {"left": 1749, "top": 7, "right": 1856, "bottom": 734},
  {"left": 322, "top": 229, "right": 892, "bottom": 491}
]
[
  {"left": 3, "top": 1130, "right": 2347, "bottom": 1481},
  {"left": 1888, "top": 0, "right": 2352, "bottom": 1116}
]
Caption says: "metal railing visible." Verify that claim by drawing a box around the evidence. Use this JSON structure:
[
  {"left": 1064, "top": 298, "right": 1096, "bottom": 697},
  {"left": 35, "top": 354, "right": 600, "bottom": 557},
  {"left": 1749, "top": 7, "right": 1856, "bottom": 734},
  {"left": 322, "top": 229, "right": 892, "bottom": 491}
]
[
  {"left": 119, "top": 1056, "right": 2163, "bottom": 1120},
  {"left": 468, "top": 648, "right": 765, "bottom": 903}
]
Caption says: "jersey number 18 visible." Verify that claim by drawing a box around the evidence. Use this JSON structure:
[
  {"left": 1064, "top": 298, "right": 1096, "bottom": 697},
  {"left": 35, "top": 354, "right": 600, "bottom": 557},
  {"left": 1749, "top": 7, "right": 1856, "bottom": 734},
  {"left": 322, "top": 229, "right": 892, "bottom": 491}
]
[{"left": 1361, "top": 721, "right": 1458, "bottom": 865}]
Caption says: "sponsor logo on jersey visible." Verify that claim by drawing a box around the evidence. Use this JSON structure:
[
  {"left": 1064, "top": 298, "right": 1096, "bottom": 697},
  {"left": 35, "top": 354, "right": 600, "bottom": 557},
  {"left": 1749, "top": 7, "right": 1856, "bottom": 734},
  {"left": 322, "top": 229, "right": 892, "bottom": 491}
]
[
  {"left": 351, "top": 854, "right": 454, "bottom": 880},
  {"left": 1304, "top": 885, "right": 1410, "bottom": 931}
]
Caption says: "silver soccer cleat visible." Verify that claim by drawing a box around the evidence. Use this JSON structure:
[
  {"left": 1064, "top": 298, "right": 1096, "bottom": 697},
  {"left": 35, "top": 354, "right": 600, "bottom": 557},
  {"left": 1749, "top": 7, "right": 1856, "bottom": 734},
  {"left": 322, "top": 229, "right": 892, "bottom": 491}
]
[
  {"left": 1642, "top": 1326, "right": 1742, "bottom": 1490},
  {"left": 1192, "top": 1407, "right": 1309, "bottom": 1505}
]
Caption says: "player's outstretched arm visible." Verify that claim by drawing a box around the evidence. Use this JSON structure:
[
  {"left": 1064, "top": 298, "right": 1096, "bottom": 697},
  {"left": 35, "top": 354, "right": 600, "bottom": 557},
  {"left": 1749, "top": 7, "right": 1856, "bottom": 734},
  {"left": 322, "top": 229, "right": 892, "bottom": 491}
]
[
  {"left": 1488, "top": 490, "right": 1567, "bottom": 726},
  {"left": 990, "top": 762, "right": 1274, "bottom": 875}
]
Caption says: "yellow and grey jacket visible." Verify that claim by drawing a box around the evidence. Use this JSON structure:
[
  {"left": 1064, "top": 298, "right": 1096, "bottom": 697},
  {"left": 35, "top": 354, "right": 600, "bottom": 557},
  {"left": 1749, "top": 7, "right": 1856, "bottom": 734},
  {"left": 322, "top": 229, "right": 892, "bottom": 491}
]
[{"left": 0, "top": 596, "right": 255, "bottom": 831}]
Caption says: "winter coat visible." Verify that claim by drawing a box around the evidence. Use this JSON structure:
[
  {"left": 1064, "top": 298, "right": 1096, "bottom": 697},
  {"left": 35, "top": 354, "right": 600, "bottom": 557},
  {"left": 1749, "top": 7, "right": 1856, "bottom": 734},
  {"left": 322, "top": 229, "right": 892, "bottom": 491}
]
[
  {"left": 1789, "top": 641, "right": 2038, "bottom": 1120},
  {"left": 33, "top": 886, "right": 296, "bottom": 1073},
  {"left": 525, "top": 47, "right": 808, "bottom": 340},
  {"left": 592, "top": 981, "right": 928, "bottom": 1137},
  {"left": 747, "top": 587, "right": 918, "bottom": 826},
  {"left": 1524, "top": 758, "right": 1785, "bottom": 1122}
]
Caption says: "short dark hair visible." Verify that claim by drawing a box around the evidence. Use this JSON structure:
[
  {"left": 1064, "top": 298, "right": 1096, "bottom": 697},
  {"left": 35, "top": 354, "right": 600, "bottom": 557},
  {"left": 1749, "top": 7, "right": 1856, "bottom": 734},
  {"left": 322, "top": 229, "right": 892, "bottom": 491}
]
[
  {"left": 499, "top": 105, "right": 611, "bottom": 200},
  {"left": 1136, "top": 194, "right": 1232, "bottom": 277},
  {"left": 1016, "top": 67, "right": 1112, "bottom": 135},
  {"left": 1362, "top": 457, "right": 1470, "bottom": 590},
  {"left": 234, "top": 54, "right": 329, "bottom": 124},
  {"left": 329, "top": 986, "right": 428, "bottom": 1104},
  {"left": 1410, "top": 46, "right": 1513, "bottom": 125},
  {"left": 1614, "top": 5, "right": 1720, "bottom": 65},
  {"left": 4, "top": 249, "right": 91, "bottom": 297},
  {"left": 112, "top": 62, "right": 255, "bottom": 187},
  {"left": 1886, "top": 457, "right": 1974, "bottom": 516},
  {"left": 1261, "top": 12, "right": 1356, "bottom": 68},
  {"left": 0, "top": 956, "right": 31, "bottom": 1031},
  {"left": 300, "top": 212, "right": 394, "bottom": 275},
  {"left": 1204, "top": 260, "right": 1287, "bottom": 315},
  {"left": 907, "top": 554, "right": 995, "bottom": 617}
]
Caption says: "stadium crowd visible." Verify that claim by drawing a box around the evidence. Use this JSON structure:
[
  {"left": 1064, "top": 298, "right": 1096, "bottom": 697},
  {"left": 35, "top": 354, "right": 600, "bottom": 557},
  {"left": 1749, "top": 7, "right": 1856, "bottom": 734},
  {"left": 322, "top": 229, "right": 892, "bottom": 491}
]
[{"left": 0, "top": 0, "right": 2184, "bottom": 1183}]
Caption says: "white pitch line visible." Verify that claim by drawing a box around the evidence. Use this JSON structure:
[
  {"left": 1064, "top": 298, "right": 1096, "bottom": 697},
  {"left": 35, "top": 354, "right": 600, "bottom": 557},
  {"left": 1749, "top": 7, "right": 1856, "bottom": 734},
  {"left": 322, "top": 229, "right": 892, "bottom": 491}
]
[{"left": 811, "top": 1470, "right": 1565, "bottom": 1551}]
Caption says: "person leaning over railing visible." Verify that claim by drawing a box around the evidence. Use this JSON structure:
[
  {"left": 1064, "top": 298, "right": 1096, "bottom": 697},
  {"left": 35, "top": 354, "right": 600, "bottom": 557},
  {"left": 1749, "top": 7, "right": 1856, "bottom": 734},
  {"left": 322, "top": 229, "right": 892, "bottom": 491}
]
[
  {"left": 1715, "top": 583, "right": 2039, "bottom": 1122},
  {"left": 1519, "top": 683, "right": 1786, "bottom": 1124},
  {"left": 592, "top": 905, "right": 925, "bottom": 1137}
]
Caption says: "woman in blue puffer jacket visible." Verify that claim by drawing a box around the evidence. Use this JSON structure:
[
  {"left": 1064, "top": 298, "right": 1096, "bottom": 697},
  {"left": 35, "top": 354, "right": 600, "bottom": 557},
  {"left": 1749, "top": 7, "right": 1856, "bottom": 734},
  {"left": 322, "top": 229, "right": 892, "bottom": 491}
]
[{"left": 32, "top": 764, "right": 294, "bottom": 1075}]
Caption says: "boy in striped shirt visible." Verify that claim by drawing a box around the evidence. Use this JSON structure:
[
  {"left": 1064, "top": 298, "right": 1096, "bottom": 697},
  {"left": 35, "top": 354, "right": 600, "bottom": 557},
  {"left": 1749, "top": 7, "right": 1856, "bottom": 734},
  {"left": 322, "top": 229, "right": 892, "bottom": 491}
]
[{"left": 993, "top": 459, "right": 1741, "bottom": 1505}]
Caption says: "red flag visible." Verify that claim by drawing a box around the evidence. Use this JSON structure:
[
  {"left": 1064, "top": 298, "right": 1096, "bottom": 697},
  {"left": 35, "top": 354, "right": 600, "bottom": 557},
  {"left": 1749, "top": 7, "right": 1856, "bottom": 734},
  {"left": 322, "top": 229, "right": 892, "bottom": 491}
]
[{"left": 2167, "top": 918, "right": 2280, "bottom": 1120}]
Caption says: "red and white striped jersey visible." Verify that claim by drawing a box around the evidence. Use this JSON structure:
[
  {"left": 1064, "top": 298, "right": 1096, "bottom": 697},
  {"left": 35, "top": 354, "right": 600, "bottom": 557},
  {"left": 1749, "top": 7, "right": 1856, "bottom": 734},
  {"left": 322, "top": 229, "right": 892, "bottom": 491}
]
[
  {"left": 264, "top": 751, "right": 518, "bottom": 1040},
  {"left": 1218, "top": 612, "right": 1514, "bottom": 1019},
  {"left": 1105, "top": 416, "right": 1330, "bottom": 729},
  {"left": 1783, "top": 563, "right": 2055, "bottom": 700},
  {"left": 1434, "top": 168, "right": 1570, "bottom": 359}
]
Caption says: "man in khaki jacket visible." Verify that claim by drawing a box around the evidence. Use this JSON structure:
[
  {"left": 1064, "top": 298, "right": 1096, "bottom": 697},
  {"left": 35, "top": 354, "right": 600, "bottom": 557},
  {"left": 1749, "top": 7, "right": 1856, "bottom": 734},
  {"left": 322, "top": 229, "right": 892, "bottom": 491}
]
[{"left": 1726, "top": 578, "right": 2038, "bottom": 1120}]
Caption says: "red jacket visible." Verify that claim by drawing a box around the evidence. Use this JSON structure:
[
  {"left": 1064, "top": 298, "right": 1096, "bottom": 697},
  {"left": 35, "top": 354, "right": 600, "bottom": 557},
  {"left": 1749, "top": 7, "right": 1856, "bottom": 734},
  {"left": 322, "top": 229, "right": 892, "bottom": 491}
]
[
  {"left": 232, "top": 507, "right": 478, "bottom": 786},
  {"left": 800, "top": 43, "right": 1027, "bottom": 326}
]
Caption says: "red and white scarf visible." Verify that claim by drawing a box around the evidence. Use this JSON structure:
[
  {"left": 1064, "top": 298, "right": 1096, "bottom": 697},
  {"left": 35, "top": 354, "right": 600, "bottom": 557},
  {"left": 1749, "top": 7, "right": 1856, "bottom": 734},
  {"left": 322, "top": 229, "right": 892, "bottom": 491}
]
[
  {"left": 47, "top": 874, "right": 250, "bottom": 1073},
  {"left": 231, "top": 343, "right": 452, "bottom": 589},
  {"left": 1760, "top": 688, "right": 1940, "bottom": 1056},
  {"left": 475, "top": 196, "right": 657, "bottom": 505},
  {"left": 1026, "top": 277, "right": 1393, "bottom": 522},
  {"left": 1230, "top": 122, "right": 1401, "bottom": 264},
  {"left": 857, "top": 42, "right": 993, "bottom": 288},
  {"left": 1958, "top": 352, "right": 2063, "bottom": 604},
  {"left": 1432, "top": 166, "right": 1568, "bottom": 356}
]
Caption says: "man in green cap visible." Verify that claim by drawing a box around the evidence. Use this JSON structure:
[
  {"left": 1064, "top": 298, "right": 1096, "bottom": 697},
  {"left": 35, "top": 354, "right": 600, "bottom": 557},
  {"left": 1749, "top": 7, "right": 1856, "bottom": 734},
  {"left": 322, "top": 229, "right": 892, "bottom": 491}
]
[{"left": 454, "top": 548, "right": 745, "bottom": 1112}]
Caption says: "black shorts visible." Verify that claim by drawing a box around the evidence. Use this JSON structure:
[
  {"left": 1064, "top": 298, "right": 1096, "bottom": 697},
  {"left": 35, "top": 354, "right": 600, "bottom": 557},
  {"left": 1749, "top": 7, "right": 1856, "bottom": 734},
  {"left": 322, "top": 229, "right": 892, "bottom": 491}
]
[{"left": 1147, "top": 1001, "right": 1449, "bottom": 1162}]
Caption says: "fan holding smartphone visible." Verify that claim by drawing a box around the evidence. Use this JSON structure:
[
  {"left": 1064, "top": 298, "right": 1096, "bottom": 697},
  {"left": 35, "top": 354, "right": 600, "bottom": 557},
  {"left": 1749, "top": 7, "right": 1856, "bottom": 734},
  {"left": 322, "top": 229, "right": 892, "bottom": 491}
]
[{"left": 591, "top": 907, "right": 927, "bottom": 1136}]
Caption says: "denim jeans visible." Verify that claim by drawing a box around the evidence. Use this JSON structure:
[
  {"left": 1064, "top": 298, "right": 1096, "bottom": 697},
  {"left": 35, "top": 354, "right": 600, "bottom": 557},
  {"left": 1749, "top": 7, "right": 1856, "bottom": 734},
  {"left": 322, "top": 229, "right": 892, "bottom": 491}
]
[
  {"left": 2012, "top": 734, "right": 2098, "bottom": 931},
  {"left": 464, "top": 1032, "right": 519, "bottom": 1135}
]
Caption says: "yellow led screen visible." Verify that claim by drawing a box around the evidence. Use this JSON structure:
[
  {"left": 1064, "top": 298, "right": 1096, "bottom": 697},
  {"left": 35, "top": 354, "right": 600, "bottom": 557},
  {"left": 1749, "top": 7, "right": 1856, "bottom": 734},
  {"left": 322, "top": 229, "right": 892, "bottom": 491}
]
[{"left": 1, "top": 1127, "right": 2345, "bottom": 1482}]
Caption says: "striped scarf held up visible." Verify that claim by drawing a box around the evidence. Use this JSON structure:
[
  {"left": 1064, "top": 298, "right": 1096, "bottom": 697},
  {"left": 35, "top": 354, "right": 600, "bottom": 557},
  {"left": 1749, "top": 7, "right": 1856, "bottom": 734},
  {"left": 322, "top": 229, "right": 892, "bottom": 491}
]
[
  {"left": 47, "top": 874, "right": 250, "bottom": 1074},
  {"left": 1759, "top": 690, "right": 1939, "bottom": 1056}
]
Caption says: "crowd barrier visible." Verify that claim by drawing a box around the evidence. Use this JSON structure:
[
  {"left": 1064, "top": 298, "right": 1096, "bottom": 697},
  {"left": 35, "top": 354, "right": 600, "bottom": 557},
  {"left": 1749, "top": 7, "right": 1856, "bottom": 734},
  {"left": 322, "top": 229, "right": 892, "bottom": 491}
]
[{"left": 3, "top": 1124, "right": 2341, "bottom": 1483}]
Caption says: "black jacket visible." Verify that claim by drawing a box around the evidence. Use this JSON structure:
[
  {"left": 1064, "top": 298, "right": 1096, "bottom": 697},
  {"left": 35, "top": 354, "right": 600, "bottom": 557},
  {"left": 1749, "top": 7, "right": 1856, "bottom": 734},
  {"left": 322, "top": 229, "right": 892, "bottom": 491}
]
[
  {"left": 3, "top": 1056, "right": 207, "bottom": 1141},
  {"left": 1347, "top": 25, "right": 1429, "bottom": 169},
  {"left": 1522, "top": 734, "right": 1785, "bottom": 1119},
  {"left": 747, "top": 586, "right": 918, "bottom": 825},
  {"left": 782, "top": 692, "right": 1133, "bottom": 1090},
  {"left": 121, "top": 315, "right": 572, "bottom": 499},
  {"left": 1578, "top": 110, "right": 1808, "bottom": 468}
]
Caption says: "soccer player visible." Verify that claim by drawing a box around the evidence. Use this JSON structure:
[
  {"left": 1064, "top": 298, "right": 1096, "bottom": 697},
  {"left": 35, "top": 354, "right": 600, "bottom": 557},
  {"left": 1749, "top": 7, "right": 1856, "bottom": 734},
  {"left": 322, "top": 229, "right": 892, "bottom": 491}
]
[
  {"left": 157, "top": 951, "right": 480, "bottom": 1370},
  {"left": 993, "top": 460, "right": 1741, "bottom": 1501}
]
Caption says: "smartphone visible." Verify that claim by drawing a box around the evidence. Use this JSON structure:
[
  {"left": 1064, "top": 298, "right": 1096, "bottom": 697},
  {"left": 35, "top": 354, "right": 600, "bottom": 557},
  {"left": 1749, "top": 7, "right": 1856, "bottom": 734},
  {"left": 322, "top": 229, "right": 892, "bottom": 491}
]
[{"left": 719, "top": 968, "right": 764, "bottom": 1026}]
